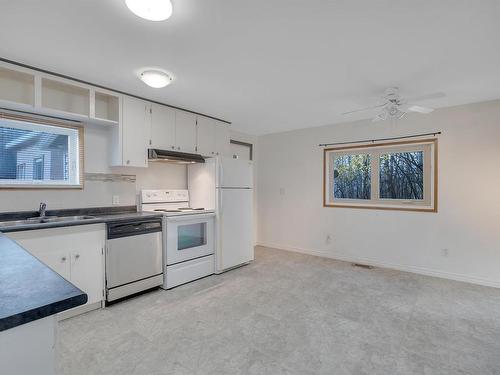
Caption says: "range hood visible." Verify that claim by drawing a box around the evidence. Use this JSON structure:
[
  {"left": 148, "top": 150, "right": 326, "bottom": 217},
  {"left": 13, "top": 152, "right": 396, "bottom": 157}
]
[{"left": 148, "top": 149, "right": 205, "bottom": 164}]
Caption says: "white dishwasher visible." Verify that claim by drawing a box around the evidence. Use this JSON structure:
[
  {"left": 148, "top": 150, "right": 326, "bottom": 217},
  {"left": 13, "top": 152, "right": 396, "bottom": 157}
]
[{"left": 105, "top": 218, "right": 163, "bottom": 302}]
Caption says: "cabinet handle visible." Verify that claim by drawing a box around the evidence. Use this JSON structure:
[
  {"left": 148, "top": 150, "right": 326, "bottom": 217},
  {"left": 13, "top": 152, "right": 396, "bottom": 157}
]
[
  {"left": 177, "top": 147, "right": 181, "bottom": 150},
  {"left": 75, "top": 254, "right": 80, "bottom": 259},
  {"left": 126, "top": 160, "right": 130, "bottom": 165},
  {"left": 211, "top": 151, "right": 214, "bottom": 155},
  {"left": 171, "top": 146, "right": 175, "bottom": 150},
  {"left": 61, "top": 256, "right": 67, "bottom": 262}
]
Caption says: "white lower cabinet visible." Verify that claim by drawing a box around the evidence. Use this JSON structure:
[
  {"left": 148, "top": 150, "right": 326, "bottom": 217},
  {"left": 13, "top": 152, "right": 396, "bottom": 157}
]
[{"left": 7, "top": 224, "right": 105, "bottom": 315}]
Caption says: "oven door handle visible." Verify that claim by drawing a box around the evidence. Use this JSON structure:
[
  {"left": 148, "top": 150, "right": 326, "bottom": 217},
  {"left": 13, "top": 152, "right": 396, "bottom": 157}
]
[{"left": 166, "top": 213, "right": 215, "bottom": 223}]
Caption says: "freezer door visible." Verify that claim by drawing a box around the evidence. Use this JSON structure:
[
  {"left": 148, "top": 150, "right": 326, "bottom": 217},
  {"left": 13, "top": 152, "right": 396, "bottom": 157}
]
[
  {"left": 217, "top": 158, "right": 253, "bottom": 188},
  {"left": 217, "top": 188, "right": 254, "bottom": 271}
]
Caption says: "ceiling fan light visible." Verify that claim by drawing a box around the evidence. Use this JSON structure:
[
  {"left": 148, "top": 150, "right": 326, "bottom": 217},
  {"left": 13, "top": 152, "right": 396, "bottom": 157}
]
[
  {"left": 125, "top": 0, "right": 173, "bottom": 21},
  {"left": 140, "top": 70, "right": 173, "bottom": 88}
]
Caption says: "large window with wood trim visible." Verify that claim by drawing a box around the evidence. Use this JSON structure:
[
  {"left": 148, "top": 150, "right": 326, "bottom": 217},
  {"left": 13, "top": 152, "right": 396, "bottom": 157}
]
[
  {"left": 323, "top": 139, "right": 437, "bottom": 211},
  {"left": 0, "top": 115, "right": 83, "bottom": 188}
]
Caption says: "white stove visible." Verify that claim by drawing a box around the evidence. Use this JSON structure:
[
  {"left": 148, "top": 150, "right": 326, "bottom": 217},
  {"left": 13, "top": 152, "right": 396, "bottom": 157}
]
[
  {"left": 141, "top": 189, "right": 214, "bottom": 216},
  {"left": 140, "top": 189, "right": 215, "bottom": 289}
]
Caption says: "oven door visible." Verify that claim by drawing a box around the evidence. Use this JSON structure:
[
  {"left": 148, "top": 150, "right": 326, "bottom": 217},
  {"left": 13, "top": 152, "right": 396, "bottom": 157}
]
[{"left": 166, "top": 213, "right": 215, "bottom": 265}]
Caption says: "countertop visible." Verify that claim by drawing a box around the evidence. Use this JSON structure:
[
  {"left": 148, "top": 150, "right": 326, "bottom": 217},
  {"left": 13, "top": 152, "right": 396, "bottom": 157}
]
[
  {"left": 0, "top": 206, "right": 163, "bottom": 233},
  {"left": 0, "top": 233, "right": 88, "bottom": 332}
]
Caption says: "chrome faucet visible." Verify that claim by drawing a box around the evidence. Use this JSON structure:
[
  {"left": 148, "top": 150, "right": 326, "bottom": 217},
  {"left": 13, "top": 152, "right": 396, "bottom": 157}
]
[{"left": 39, "top": 202, "right": 47, "bottom": 218}]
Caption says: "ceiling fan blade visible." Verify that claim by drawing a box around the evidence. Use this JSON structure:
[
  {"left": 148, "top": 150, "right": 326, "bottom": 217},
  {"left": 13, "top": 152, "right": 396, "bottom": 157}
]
[
  {"left": 405, "top": 92, "right": 445, "bottom": 102},
  {"left": 407, "top": 105, "right": 434, "bottom": 114},
  {"left": 341, "top": 103, "right": 386, "bottom": 115}
]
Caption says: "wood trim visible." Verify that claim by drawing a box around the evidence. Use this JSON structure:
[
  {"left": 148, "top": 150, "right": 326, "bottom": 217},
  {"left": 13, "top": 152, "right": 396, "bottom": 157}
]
[
  {"left": 323, "top": 138, "right": 438, "bottom": 213},
  {"left": 324, "top": 203, "right": 437, "bottom": 213},
  {"left": 0, "top": 112, "right": 84, "bottom": 190}
]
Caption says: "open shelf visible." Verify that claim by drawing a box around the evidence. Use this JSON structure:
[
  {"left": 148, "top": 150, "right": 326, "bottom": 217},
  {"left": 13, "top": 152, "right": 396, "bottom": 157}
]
[
  {"left": 41, "top": 78, "right": 90, "bottom": 116},
  {"left": 0, "top": 67, "right": 35, "bottom": 106},
  {"left": 95, "top": 92, "right": 119, "bottom": 122}
]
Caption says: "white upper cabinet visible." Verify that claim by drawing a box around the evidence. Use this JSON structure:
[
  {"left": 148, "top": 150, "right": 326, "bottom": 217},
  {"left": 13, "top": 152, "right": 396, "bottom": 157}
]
[
  {"left": 122, "top": 96, "right": 148, "bottom": 167},
  {"left": 41, "top": 78, "right": 90, "bottom": 117},
  {"left": 0, "top": 66, "right": 35, "bottom": 108},
  {"left": 215, "top": 121, "right": 230, "bottom": 157},
  {"left": 196, "top": 116, "right": 216, "bottom": 156},
  {"left": 149, "top": 103, "right": 176, "bottom": 150},
  {"left": 0, "top": 61, "right": 121, "bottom": 126},
  {"left": 93, "top": 90, "right": 120, "bottom": 123},
  {"left": 174, "top": 110, "right": 197, "bottom": 153}
]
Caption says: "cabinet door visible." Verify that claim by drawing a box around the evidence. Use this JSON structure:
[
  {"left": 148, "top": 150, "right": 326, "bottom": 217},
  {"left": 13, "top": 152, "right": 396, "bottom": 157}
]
[
  {"left": 35, "top": 249, "right": 71, "bottom": 281},
  {"left": 150, "top": 103, "right": 176, "bottom": 150},
  {"left": 6, "top": 234, "right": 71, "bottom": 280},
  {"left": 122, "top": 96, "right": 148, "bottom": 167},
  {"left": 175, "top": 110, "right": 197, "bottom": 153},
  {"left": 196, "top": 116, "right": 216, "bottom": 156},
  {"left": 70, "top": 247, "right": 103, "bottom": 305},
  {"left": 215, "top": 122, "right": 230, "bottom": 157},
  {"left": 6, "top": 224, "right": 106, "bottom": 311}
]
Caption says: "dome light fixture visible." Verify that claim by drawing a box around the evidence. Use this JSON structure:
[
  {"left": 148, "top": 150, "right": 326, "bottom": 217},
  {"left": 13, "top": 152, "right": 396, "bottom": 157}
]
[
  {"left": 125, "top": 0, "right": 173, "bottom": 22},
  {"left": 140, "top": 70, "right": 173, "bottom": 88}
]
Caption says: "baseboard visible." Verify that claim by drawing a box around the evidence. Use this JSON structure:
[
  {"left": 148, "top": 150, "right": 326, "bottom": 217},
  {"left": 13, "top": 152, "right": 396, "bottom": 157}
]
[{"left": 257, "top": 242, "right": 500, "bottom": 289}]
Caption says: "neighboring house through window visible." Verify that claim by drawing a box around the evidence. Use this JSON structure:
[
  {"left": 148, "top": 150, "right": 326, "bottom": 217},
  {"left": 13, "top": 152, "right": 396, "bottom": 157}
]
[{"left": 0, "top": 115, "right": 83, "bottom": 188}]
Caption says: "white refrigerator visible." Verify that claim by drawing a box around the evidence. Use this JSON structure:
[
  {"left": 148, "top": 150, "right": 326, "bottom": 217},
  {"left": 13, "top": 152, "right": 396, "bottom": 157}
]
[{"left": 188, "top": 157, "right": 254, "bottom": 273}]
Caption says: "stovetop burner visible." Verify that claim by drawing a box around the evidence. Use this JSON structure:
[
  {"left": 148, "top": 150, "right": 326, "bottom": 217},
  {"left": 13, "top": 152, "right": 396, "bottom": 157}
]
[{"left": 153, "top": 208, "right": 205, "bottom": 213}]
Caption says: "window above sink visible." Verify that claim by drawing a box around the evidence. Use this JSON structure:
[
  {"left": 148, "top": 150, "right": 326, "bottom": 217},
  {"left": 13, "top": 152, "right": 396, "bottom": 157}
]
[{"left": 0, "top": 113, "right": 83, "bottom": 189}]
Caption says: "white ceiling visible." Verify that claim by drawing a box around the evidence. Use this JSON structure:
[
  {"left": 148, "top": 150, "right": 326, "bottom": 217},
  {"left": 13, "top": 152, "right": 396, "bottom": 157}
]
[{"left": 0, "top": 0, "right": 499, "bottom": 135}]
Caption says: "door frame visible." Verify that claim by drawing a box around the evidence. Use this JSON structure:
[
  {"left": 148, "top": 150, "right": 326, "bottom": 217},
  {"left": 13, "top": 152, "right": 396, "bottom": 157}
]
[{"left": 230, "top": 139, "right": 253, "bottom": 161}]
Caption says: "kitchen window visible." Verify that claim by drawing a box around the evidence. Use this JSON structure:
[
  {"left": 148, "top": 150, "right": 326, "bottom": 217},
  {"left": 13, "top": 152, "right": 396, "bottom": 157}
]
[
  {"left": 323, "top": 139, "right": 437, "bottom": 212},
  {"left": 0, "top": 114, "right": 83, "bottom": 188}
]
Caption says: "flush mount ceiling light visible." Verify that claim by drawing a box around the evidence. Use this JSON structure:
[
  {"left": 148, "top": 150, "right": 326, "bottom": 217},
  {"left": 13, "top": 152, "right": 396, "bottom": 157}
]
[
  {"left": 140, "top": 70, "right": 173, "bottom": 88},
  {"left": 125, "top": 0, "right": 173, "bottom": 21}
]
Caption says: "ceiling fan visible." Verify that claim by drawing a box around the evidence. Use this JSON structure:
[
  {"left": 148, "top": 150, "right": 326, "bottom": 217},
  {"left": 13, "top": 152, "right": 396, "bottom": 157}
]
[{"left": 342, "top": 87, "right": 445, "bottom": 121}]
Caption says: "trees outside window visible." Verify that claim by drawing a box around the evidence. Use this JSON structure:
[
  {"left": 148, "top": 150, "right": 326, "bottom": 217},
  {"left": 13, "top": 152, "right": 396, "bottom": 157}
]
[{"left": 324, "top": 139, "right": 437, "bottom": 212}]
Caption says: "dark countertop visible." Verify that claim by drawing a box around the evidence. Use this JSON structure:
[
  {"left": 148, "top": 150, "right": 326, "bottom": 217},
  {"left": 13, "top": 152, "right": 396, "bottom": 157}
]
[
  {"left": 0, "top": 206, "right": 163, "bottom": 233},
  {"left": 0, "top": 234, "right": 88, "bottom": 332}
]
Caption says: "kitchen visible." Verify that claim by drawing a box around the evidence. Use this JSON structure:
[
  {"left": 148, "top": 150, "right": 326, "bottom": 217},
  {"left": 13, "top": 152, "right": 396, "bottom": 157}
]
[
  {"left": 2, "top": 1, "right": 500, "bottom": 374},
  {"left": 0, "top": 34, "right": 256, "bottom": 373}
]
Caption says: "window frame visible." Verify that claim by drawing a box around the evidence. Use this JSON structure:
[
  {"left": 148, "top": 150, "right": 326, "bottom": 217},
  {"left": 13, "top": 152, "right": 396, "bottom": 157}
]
[
  {"left": 323, "top": 138, "right": 438, "bottom": 212},
  {"left": 0, "top": 112, "right": 84, "bottom": 189}
]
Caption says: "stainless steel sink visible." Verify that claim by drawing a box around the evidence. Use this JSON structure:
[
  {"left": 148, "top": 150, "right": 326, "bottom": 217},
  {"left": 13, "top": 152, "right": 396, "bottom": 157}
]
[{"left": 0, "top": 215, "right": 97, "bottom": 228}]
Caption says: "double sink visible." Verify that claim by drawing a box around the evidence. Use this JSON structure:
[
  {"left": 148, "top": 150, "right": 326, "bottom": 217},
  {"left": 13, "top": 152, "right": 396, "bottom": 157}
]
[{"left": 0, "top": 215, "right": 96, "bottom": 229}]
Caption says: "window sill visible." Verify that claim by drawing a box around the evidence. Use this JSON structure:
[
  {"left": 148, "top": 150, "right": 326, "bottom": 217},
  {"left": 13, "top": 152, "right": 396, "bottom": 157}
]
[{"left": 324, "top": 203, "right": 437, "bottom": 213}]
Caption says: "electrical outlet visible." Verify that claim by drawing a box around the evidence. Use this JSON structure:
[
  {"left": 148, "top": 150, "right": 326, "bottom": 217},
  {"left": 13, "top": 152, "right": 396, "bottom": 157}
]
[
  {"left": 279, "top": 188, "right": 286, "bottom": 195},
  {"left": 441, "top": 248, "right": 449, "bottom": 257},
  {"left": 112, "top": 195, "right": 120, "bottom": 205}
]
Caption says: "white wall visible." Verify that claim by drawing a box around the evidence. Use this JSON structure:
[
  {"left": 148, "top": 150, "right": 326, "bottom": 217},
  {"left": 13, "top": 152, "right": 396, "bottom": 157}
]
[
  {"left": 257, "top": 100, "right": 500, "bottom": 287},
  {"left": 0, "top": 124, "right": 186, "bottom": 212}
]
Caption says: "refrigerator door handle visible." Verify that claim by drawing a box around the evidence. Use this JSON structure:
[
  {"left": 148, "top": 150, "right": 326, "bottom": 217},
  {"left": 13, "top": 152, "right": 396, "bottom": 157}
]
[
  {"left": 219, "top": 162, "right": 223, "bottom": 187},
  {"left": 218, "top": 189, "right": 223, "bottom": 215}
]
